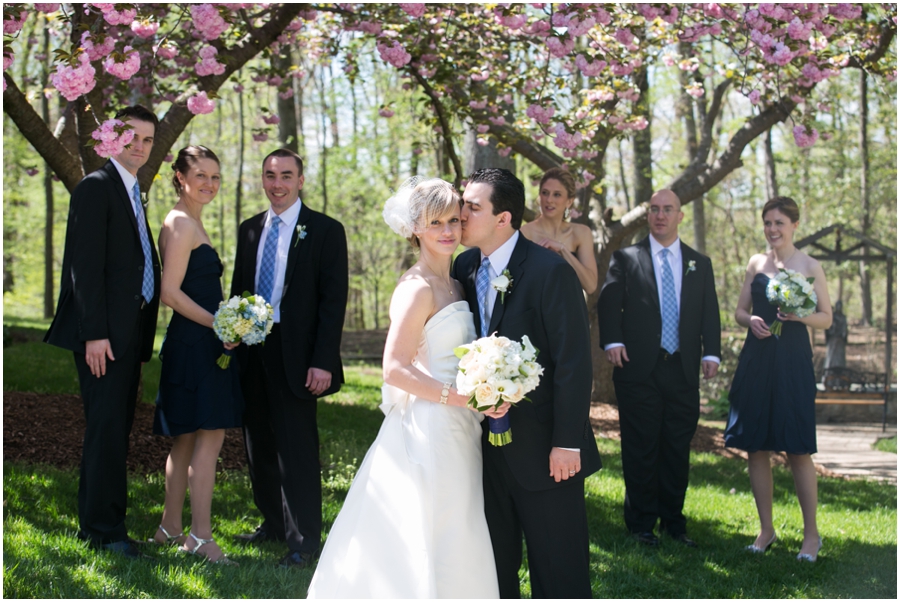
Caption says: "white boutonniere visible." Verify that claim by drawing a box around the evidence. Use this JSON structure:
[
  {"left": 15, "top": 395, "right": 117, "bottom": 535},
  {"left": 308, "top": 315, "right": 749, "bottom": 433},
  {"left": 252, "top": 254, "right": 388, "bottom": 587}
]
[
  {"left": 491, "top": 269, "right": 513, "bottom": 304},
  {"left": 685, "top": 260, "right": 696, "bottom": 275},
  {"left": 294, "top": 224, "right": 307, "bottom": 247}
]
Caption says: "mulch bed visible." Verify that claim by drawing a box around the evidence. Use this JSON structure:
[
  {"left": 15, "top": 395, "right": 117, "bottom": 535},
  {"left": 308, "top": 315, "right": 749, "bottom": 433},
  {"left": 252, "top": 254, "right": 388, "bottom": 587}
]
[{"left": 5, "top": 389, "right": 837, "bottom": 478}]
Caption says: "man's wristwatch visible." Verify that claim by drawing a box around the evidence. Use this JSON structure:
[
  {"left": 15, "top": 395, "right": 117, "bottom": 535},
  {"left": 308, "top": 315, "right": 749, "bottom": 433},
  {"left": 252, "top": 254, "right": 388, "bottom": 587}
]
[{"left": 439, "top": 382, "right": 451, "bottom": 405}]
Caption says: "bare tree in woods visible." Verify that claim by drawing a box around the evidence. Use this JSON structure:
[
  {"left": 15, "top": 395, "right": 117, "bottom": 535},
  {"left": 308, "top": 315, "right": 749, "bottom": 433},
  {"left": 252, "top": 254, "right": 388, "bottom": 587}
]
[{"left": 858, "top": 68, "right": 873, "bottom": 325}]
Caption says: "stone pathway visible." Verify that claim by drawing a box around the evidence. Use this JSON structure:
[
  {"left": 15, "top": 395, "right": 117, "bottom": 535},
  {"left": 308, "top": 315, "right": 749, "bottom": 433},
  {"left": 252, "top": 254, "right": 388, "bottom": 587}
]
[{"left": 813, "top": 423, "right": 897, "bottom": 483}]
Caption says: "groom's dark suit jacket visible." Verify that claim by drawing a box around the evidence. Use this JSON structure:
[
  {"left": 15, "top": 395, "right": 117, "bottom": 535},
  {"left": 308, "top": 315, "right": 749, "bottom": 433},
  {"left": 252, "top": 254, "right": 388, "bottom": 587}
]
[
  {"left": 230, "top": 203, "right": 347, "bottom": 399},
  {"left": 597, "top": 236, "right": 720, "bottom": 385},
  {"left": 453, "top": 235, "right": 602, "bottom": 491}
]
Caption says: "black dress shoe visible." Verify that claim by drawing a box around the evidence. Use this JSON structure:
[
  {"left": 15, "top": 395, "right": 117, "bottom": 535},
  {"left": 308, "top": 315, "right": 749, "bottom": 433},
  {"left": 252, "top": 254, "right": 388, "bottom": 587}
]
[
  {"left": 633, "top": 532, "right": 659, "bottom": 546},
  {"left": 669, "top": 533, "right": 698, "bottom": 548},
  {"left": 279, "top": 550, "right": 316, "bottom": 569},
  {"left": 234, "top": 526, "right": 284, "bottom": 545},
  {"left": 100, "top": 540, "right": 151, "bottom": 559}
]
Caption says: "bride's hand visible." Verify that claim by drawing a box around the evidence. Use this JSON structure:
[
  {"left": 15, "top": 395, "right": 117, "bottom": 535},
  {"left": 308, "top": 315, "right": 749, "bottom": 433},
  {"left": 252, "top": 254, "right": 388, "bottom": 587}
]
[{"left": 483, "top": 402, "right": 511, "bottom": 419}]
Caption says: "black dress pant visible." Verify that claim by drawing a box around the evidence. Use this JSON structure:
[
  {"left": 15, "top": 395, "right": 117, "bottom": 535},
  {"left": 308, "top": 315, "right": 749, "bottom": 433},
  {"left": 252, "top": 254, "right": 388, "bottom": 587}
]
[
  {"left": 241, "top": 324, "right": 321, "bottom": 554},
  {"left": 74, "top": 311, "right": 143, "bottom": 544},
  {"left": 483, "top": 442, "right": 592, "bottom": 599},
  {"left": 615, "top": 351, "right": 700, "bottom": 536}
]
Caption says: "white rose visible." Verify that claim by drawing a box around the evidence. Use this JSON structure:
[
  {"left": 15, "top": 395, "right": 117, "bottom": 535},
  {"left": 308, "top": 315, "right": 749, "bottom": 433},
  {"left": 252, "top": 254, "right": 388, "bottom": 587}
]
[
  {"left": 458, "top": 350, "right": 476, "bottom": 370},
  {"left": 474, "top": 382, "right": 500, "bottom": 408}
]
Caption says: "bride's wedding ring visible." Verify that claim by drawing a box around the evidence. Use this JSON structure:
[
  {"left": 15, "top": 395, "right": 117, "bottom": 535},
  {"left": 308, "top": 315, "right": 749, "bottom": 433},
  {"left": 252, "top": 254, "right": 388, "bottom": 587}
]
[{"left": 568, "top": 470, "right": 576, "bottom": 474}]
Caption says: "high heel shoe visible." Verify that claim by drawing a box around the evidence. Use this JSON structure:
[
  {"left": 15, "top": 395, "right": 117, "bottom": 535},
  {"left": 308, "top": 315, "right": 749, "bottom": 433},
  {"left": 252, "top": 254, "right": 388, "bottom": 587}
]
[
  {"left": 147, "top": 524, "right": 186, "bottom": 546},
  {"left": 745, "top": 532, "right": 777, "bottom": 553},
  {"left": 181, "top": 532, "right": 238, "bottom": 566},
  {"left": 796, "top": 536, "right": 822, "bottom": 562}
]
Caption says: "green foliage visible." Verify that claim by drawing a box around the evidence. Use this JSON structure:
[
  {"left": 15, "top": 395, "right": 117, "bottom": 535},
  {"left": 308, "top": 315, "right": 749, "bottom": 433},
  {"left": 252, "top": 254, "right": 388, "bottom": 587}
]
[{"left": 872, "top": 435, "right": 896, "bottom": 454}]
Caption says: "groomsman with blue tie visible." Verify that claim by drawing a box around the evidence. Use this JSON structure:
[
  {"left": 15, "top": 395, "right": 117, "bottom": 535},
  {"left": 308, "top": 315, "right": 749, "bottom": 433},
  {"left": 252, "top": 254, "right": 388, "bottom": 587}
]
[
  {"left": 45, "top": 105, "right": 161, "bottom": 559},
  {"left": 230, "top": 149, "right": 348, "bottom": 568},
  {"left": 597, "top": 189, "right": 721, "bottom": 548}
]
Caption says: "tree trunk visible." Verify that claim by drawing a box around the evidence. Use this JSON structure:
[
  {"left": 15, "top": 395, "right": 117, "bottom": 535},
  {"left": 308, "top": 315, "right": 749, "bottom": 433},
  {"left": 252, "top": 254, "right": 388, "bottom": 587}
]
[
  {"left": 463, "top": 128, "right": 516, "bottom": 174},
  {"left": 632, "top": 68, "right": 653, "bottom": 206},
  {"left": 764, "top": 127, "right": 779, "bottom": 199},
  {"left": 616, "top": 138, "right": 631, "bottom": 210},
  {"left": 316, "top": 67, "right": 329, "bottom": 214},
  {"left": 235, "top": 77, "right": 245, "bottom": 237},
  {"left": 275, "top": 49, "right": 299, "bottom": 153},
  {"left": 42, "top": 26, "right": 55, "bottom": 319},
  {"left": 858, "top": 68, "right": 873, "bottom": 325},
  {"left": 677, "top": 56, "right": 705, "bottom": 253}
]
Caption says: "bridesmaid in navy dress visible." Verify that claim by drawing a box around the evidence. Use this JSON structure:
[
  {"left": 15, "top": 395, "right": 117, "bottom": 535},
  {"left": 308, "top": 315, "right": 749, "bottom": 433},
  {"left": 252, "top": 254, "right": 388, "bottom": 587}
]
[
  {"left": 725, "top": 197, "right": 832, "bottom": 562},
  {"left": 149, "top": 146, "right": 243, "bottom": 564}
]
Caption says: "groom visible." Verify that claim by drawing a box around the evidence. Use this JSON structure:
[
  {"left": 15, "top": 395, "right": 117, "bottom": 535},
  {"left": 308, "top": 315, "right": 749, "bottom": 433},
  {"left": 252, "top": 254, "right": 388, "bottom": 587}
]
[{"left": 452, "top": 168, "right": 602, "bottom": 598}]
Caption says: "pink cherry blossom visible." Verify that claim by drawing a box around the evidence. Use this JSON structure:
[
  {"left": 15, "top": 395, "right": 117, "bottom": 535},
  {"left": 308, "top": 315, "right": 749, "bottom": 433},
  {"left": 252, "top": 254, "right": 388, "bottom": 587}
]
[
  {"left": 497, "top": 147, "right": 512, "bottom": 158},
  {"left": 3, "top": 52, "right": 13, "bottom": 72},
  {"left": 252, "top": 132, "right": 268, "bottom": 142},
  {"left": 195, "top": 46, "right": 226, "bottom": 77},
  {"left": 546, "top": 36, "right": 575, "bottom": 58},
  {"left": 357, "top": 21, "right": 382, "bottom": 35},
  {"left": 476, "top": 124, "right": 490, "bottom": 134},
  {"left": 524, "top": 19, "right": 551, "bottom": 36},
  {"left": 378, "top": 108, "right": 395, "bottom": 118},
  {"left": 81, "top": 32, "right": 117, "bottom": 62},
  {"left": 471, "top": 70, "right": 490, "bottom": 82},
  {"left": 91, "top": 118, "right": 135, "bottom": 158},
  {"left": 489, "top": 116, "right": 507, "bottom": 126},
  {"left": 26, "top": 167, "right": 40, "bottom": 177},
  {"left": 34, "top": 4, "right": 60, "bottom": 13},
  {"left": 615, "top": 28, "right": 636, "bottom": 47},
  {"left": 263, "top": 114, "right": 281, "bottom": 125},
  {"left": 525, "top": 104, "right": 554, "bottom": 124},
  {"left": 102, "top": 7, "right": 136, "bottom": 26},
  {"left": 278, "top": 88, "right": 294, "bottom": 99},
  {"left": 233, "top": 83, "right": 244, "bottom": 93},
  {"left": 586, "top": 89, "right": 615, "bottom": 102},
  {"left": 187, "top": 91, "right": 216, "bottom": 115},
  {"left": 50, "top": 54, "right": 97, "bottom": 101},
  {"left": 496, "top": 11, "right": 528, "bottom": 30},
  {"left": 164, "top": 153, "right": 174, "bottom": 162},
  {"left": 792, "top": 124, "right": 819, "bottom": 148},
  {"left": 662, "top": 53, "right": 677, "bottom": 67},
  {"left": 595, "top": 8, "right": 611, "bottom": 25},
  {"left": 399, "top": 4, "right": 426, "bottom": 18},
  {"left": 685, "top": 83, "right": 705, "bottom": 98},
  {"left": 575, "top": 54, "right": 606, "bottom": 77},
  {"left": 153, "top": 42, "right": 177, "bottom": 60},
  {"left": 610, "top": 62, "right": 634, "bottom": 76},
  {"left": 191, "top": 4, "right": 229, "bottom": 41},
  {"left": 469, "top": 99, "right": 488, "bottom": 110},
  {"left": 748, "top": 89, "right": 761, "bottom": 104},
  {"left": 476, "top": 137, "right": 490, "bottom": 147},
  {"left": 104, "top": 46, "right": 141, "bottom": 80},
  {"left": 552, "top": 123, "right": 582, "bottom": 150},
  {"left": 829, "top": 4, "right": 862, "bottom": 21},
  {"left": 131, "top": 20, "right": 160, "bottom": 38},
  {"left": 377, "top": 41, "right": 412, "bottom": 68},
  {"left": 4, "top": 10, "right": 28, "bottom": 35}
]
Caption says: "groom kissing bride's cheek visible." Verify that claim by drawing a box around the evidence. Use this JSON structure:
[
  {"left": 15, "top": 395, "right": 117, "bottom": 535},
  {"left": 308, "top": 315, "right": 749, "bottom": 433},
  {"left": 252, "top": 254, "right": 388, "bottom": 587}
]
[{"left": 452, "top": 168, "right": 602, "bottom": 599}]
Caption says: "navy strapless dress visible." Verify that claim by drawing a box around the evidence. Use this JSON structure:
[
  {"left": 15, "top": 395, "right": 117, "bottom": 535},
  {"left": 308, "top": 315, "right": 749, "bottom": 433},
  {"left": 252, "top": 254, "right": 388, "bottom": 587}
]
[
  {"left": 724, "top": 273, "right": 817, "bottom": 454},
  {"left": 153, "top": 245, "right": 244, "bottom": 436}
]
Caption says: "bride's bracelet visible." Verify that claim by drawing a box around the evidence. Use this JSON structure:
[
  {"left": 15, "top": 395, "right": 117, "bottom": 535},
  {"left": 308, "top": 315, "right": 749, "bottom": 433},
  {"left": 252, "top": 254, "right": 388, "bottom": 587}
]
[{"left": 439, "top": 382, "right": 451, "bottom": 405}]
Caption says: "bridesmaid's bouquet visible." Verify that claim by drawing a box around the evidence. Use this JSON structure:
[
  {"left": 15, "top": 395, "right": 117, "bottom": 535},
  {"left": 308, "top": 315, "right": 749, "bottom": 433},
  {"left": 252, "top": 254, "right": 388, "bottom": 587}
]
[
  {"left": 765, "top": 268, "right": 817, "bottom": 337},
  {"left": 212, "top": 292, "right": 274, "bottom": 368},
  {"left": 454, "top": 334, "right": 544, "bottom": 446}
]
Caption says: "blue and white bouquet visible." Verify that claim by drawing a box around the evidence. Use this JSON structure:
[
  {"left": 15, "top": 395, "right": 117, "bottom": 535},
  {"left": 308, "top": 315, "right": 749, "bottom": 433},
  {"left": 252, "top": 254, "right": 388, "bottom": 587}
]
[
  {"left": 454, "top": 334, "right": 543, "bottom": 446},
  {"left": 212, "top": 292, "right": 274, "bottom": 368},
  {"left": 765, "top": 268, "right": 817, "bottom": 337}
]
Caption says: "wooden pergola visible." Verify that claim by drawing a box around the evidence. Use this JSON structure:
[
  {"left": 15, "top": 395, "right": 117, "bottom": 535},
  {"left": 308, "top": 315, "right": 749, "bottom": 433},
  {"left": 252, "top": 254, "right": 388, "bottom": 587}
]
[{"left": 794, "top": 224, "right": 896, "bottom": 385}]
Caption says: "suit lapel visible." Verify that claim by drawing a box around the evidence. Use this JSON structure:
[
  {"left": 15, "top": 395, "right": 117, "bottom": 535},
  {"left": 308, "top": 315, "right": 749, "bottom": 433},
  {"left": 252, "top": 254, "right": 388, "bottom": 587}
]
[
  {"left": 106, "top": 161, "right": 141, "bottom": 238},
  {"left": 488, "top": 235, "right": 527, "bottom": 335},
  {"left": 637, "top": 237, "right": 660, "bottom": 312},
  {"left": 679, "top": 242, "right": 697, "bottom": 310},
  {"left": 283, "top": 203, "right": 312, "bottom": 292}
]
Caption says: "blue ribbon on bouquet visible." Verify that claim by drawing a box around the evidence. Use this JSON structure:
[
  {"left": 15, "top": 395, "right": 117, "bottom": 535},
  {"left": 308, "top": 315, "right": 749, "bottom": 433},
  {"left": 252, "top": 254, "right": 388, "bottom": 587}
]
[{"left": 487, "top": 414, "right": 512, "bottom": 446}]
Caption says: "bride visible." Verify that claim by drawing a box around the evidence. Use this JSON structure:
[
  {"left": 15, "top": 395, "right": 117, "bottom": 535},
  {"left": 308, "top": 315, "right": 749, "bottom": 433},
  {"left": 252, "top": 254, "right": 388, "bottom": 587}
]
[{"left": 307, "top": 178, "right": 507, "bottom": 599}]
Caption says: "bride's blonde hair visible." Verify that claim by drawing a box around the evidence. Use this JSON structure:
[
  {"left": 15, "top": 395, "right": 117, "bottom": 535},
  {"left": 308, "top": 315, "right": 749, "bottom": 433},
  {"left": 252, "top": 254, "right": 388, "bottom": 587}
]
[{"left": 383, "top": 177, "right": 461, "bottom": 248}]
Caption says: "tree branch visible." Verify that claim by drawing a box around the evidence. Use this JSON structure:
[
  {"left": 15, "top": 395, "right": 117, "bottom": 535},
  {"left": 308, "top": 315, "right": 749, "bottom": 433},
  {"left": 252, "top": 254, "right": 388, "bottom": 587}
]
[
  {"left": 410, "top": 70, "right": 464, "bottom": 188},
  {"left": 2, "top": 74, "right": 83, "bottom": 192},
  {"left": 848, "top": 18, "right": 896, "bottom": 70}
]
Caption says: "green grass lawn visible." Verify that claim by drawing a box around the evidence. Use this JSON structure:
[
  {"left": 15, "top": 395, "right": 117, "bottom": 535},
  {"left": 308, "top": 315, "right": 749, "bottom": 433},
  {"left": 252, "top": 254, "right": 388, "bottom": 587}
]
[
  {"left": 873, "top": 435, "right": 897, "bottom": 454},
  {"left": 3, "top": 326, "right": 898, "bottom": 598}
]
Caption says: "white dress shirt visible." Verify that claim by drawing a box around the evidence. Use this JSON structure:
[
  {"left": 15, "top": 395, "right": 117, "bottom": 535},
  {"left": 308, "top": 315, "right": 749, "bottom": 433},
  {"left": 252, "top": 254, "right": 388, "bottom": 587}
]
[
  {"left": 255, "top": 199, "right": 302, "bottom": 323},
  {"left": 479, "top": 230, "right": 520, "bottom": 321},
  {"left": 605, "top": 236, "right": 719, "bottom": 364},
  {"left": 110, "top": 158, "right": 140, "bottom": 212}
]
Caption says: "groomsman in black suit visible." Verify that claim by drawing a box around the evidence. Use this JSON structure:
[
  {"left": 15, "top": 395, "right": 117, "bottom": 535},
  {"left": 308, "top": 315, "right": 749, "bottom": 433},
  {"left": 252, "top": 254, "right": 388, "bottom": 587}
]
[
  {"left": 597, "top": 189, "right": 721, "bottom": 547},
  {"left": 452, "top": 168, "right": 602, "bottom": 598},
  {"left": 45, "top": 106, "right": 161, "bottom": 558},
  {"left": 230, "top": 148, "right": 348, "bottom": 568}
]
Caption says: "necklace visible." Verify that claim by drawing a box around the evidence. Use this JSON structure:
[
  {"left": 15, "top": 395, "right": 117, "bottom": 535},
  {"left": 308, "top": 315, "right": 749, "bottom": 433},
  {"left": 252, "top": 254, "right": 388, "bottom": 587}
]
[{"left": 775, "top": 248, "right": 797, "bottom": 268}]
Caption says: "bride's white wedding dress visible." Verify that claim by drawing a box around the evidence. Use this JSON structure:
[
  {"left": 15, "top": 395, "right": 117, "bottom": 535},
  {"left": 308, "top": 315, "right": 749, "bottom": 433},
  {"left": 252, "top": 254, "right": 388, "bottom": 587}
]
[{"left": 307, "top": 301, "right": 499, "bottom": 599}]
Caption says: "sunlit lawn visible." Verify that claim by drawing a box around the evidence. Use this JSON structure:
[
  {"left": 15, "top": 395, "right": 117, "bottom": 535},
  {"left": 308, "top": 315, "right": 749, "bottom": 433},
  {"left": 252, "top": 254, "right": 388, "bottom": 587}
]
[{"left": 3, "top": 324, "right": 897, "bottom": 598}]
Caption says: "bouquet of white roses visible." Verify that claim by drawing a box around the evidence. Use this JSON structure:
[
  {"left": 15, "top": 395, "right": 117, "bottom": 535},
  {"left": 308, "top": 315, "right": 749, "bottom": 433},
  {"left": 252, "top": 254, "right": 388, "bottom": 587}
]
[
  {"left": 765, "top": 268, "right": 817, "bottom": 337},
  {"left": 454, "top": 333, "right": 544, "bottom": 446},
  {"left": 212, "top": 292, "right": 274, "bottom": 368}
]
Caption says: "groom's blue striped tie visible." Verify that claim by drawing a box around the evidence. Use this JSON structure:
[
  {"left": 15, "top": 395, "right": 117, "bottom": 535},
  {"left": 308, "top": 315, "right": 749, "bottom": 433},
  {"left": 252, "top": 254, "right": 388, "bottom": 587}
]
[
  {"left": 257, "top": 215, "right": 281, "bottom": 304},
  {"left": 476, "top": 256, "right": 492, "bottom": 338},
  {"left": 659, "top": 248, "right": 680, "bottom": 354}
]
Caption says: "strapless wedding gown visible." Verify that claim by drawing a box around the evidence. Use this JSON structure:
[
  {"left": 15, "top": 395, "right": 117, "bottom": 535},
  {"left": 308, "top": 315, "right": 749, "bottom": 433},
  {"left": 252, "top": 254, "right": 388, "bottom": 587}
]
[{"left": 307, "top": 301, "right": 499, "bottom": 599}]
